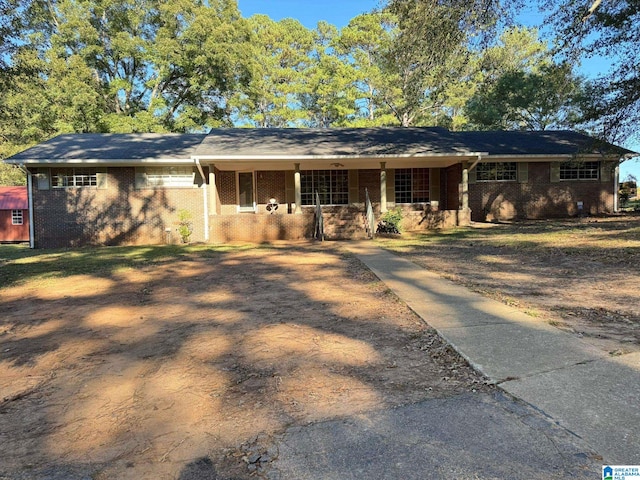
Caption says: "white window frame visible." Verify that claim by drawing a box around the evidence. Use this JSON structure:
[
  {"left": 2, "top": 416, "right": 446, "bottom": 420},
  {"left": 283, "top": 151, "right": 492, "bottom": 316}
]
[
  {"left": 560, "top": 161, "right": 600, "bottom": 181},
  {"left": 137, "top": 166, "right": 195, "bottom": 188},
  {"left": 11, "top": 210, "right": 23, "bottom": 225},
  {"left": 300, "top": 170, "right": 349, "bottom": 206},
  {"left": 394, "top": 168, "right": 430, "bottom": 204},
  {"left": 51, "top": 168, "right": 98, "bottom": 188},
  {"left": 476, "top": 162, "right": 518, "bottom": 182},
  {"left": 236, "top": 171, "right": 256, "bottom": 213}
]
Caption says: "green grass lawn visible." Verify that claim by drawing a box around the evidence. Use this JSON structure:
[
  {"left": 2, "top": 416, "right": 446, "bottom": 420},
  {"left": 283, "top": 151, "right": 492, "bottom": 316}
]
[
  {"left": 621, "top": 198, "right": 640, "bottom": 211},
  {"left": 0, "top": 243, "right": 254, "bottom": 288},
  {"left": 374, "top": 217, "right": 640, "bottom": 264}
]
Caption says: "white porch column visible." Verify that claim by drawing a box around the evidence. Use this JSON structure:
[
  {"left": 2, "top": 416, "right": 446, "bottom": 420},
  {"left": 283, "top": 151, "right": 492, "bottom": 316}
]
[
  {"left": 380, "top": 161, "right": 387, "bottom": 213},
  {"left": 195, "top": 159, "right": 210, "bottom": 242},
  {"left": 208, "top": 164, "right": 217, "bottom": 215},
  {"left": 294, "top": 163, "right": 302, "bottom": 214},
  {"left": 462, "top": 163, "right": 469, "bottom": 211}
]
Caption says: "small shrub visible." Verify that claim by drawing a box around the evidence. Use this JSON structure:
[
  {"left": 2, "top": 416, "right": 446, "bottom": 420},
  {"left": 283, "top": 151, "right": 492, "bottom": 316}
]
[
  {"left": 620, "top": 190, "right": 630, "bottom": 207},
  {"left": 376, "top": 207, "right": 403, "bottom": 234},
  {"left": 177, "top": 210, "right": 193, "bottom": 243}
]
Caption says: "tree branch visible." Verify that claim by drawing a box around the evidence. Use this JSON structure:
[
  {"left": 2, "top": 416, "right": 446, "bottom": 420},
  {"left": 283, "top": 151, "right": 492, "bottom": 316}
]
[{"left": 583, "top": 0, "right": 603, "bottom": 22}]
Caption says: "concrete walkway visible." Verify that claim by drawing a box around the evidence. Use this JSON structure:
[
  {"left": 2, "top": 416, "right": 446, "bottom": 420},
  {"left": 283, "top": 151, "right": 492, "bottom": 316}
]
[{"left": 348, "top": 243, "right": 640, "bottom": 465}]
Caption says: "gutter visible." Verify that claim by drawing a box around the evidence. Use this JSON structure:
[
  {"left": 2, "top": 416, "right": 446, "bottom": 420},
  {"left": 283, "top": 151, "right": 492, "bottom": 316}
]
[
  {"left": 196, "top": 152, "right": 489, "bottom": 161},
  {"left": 194, "top": 158, "right": 209, "bottom": 242}
]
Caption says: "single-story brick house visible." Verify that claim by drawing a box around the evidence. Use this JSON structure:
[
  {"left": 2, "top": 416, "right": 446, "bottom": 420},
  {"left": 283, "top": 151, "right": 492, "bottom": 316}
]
[
  {"left": 3, "top": 127, "right": 636, "bottom": 248},
  {"left": 0, "top": 186, "right": 29, "bottom": 243}
]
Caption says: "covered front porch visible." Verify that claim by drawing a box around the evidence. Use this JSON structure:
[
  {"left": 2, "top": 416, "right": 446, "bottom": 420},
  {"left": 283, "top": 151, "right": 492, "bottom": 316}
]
[{"left": 196, "top": 156, "right": 480, "bottom": 243}]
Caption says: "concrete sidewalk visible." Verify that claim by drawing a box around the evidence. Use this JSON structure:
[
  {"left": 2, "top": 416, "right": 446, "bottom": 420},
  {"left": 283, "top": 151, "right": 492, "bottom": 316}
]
[{"left": 348, "top": 243, "right": 640, "bottom": 465}]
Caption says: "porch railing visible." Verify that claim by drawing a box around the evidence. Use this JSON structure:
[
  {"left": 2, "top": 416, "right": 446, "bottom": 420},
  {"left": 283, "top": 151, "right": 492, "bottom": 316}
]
[
  {"left": 365, "top": 188, "right": 375, "bottom": 239},
  {"left": 314, "top": 191, "right": 324, "bottom": 241}
]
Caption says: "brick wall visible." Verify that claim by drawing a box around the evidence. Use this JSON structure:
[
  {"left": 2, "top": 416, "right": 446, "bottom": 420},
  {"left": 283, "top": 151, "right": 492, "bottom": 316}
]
[
  {"left": 209, "top": 212, "right": 314, "bottom": 243},
  {"left": 31, "top": 162, "right": 612, "bottom": 247},
  {"left": 443, "top": 164, "right": 461, "bottom": 210},
  {"left": 321, "top": 206, "right": 369, "bottom": 240},
  {"left": 32, "top": 167, "right": 205, "bottom": 248},
  {"left": 218, "top": 171, "right": 237, "bottom": 215},
  {"left": 256, "top": 171, "right": 286, "bottom": 205},
  {"left": 469, "top": 162, "right": 615, "bottom": 222},
  {"left": 358, "top": 169, "right": 380, "bottom": 203},
  {"left": 399, "top": 207, "right": 470, "bottom": 230}
]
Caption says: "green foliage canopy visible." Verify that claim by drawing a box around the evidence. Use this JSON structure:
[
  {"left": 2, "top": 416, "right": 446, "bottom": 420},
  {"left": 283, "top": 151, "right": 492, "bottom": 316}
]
[
  {"left": 466, "top": 62, "right": 583, "bottom": 130},
  {"left": 1, "top": 0, "right": 628, "bottom": 176},
  {"left": 545, "top": 0, "right": 640, "bottom": 143}
]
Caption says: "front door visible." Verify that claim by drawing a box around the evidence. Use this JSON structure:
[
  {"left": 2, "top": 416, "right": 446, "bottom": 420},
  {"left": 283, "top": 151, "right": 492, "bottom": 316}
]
[{"left": 238, "top": 172, "right": 255, "bottom": 212}]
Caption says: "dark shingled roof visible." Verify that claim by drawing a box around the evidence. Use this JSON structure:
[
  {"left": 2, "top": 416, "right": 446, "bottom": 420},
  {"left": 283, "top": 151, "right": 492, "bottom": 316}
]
[
  {"left": 195, "top": 127, "right": 472, "bottom": 156},
  {"left": 5, "top": 128, "right": 636, "bottom": 163},
  {"left": 454, "top": 130, "right": 634, "bottom": 156},
  {"left": 7, "top": 133, "right": 207, "bottom": 162},
  {"left": 196, "top": 128, "right": 635, "bottom": 157}
]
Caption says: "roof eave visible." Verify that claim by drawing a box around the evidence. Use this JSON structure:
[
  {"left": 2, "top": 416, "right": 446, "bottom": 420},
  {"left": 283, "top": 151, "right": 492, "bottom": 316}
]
[
  {"left": 195, "top": 152, "right": 489, "bottom": 161},
  {"left": 488, "top": 153, "right": 629, "bottom": 160},
  {"left": 7, "top": 158, "right": 195, "bottom": 166}
]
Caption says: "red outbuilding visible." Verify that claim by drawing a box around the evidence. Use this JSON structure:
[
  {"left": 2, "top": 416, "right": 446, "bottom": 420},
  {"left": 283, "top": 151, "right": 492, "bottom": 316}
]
[{"left": 0, "top": 186, "right": 29, "bottom": 242}]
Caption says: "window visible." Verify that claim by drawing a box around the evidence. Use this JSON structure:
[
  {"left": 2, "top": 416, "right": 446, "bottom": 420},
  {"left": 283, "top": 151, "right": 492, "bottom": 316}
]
[
  {"left": 301, "top": 170, "right": 348, "bottom": 205},
  {"left": 51, "top": 168, "right": 97, "bottom": 188},
  {"left": 476, "top": 162, "right": 517, "bottom": 182},
  {"left": 237, "top": 172, "right": 255, "bottom": 212},
  {"left": 136, "top": 166, "right": 195, "bottom": 188},
  {"left": 395, "top": 168, "right": 429, "bottom": 203},
  {"left": 11, "top": 210, "right": 23, "bottom": 225},
  {"left": 560, "top": 161, "right": 599, "bottom": 180}
]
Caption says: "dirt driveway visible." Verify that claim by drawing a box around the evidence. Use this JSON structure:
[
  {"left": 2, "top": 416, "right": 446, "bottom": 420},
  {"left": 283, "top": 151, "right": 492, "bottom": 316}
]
[{"left": 0, "top": 244, "right": 486, "bottom": 479}]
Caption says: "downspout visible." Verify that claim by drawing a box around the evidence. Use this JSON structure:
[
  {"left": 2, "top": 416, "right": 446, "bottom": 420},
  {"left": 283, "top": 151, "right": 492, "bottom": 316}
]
[
  {"left": 194, "top": 158, "right": 209, "bottom": 242},
  {"left": 614, "top": 160, "right": 620, "bottom": 213},
  {"left": 22, "top": 166, "right": 35, "bottom": 249},
  {"left": 468, "top": 154, "right": 482, "bottom": 172}
]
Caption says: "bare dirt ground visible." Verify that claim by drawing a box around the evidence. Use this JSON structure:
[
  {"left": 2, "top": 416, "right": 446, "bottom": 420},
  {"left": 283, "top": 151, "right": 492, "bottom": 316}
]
[
  {"left": 380, "top": 215, "right": 640, "bottom": 356},
  {"left": 0, "top": 244, "right": 488, "bottom": 480}
]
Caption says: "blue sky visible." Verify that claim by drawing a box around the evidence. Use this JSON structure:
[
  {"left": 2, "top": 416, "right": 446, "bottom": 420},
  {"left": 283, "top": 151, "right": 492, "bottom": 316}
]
[
  {"left": 238, "top": 0, "right": 379, "bottom": 27},
  {"left": 237, "top": 0, "right": 639, "bottom": 179}
]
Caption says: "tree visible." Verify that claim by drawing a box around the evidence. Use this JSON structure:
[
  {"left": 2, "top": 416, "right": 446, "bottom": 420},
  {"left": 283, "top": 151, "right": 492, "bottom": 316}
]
[
  {"left": 475, "top": 26, "right": 551, "bottom": 83},
  {"left": 377, "top": 0, "right": 510, "bottom": 127},
  {"left": 380, "top": 3, "right": 467, "bottom": 126},
  {"left": 228, "top": 15, "right": 314, "bottom": 127},
  {"left": 1, "top": 0, "right": 249, "bottom": 141},
  {"left": 0, "top": 0, "right": 15, "bottom": 72},
  {"left": 466, "top": 62, "right": 583, "bottom": 130},
  {"left": 299, "top": 22, "right": 360, "bottom": 128},
  {"left": 619, "top": 174, "right": 637, "bottom": 207},
  {"left": 145, "top": 0, "right": 251, "bottom": 131},
  {"left": 0, "top": 48, "right": 104, "bottom": 156},
  {"left": 335, "top": 12, "right": 397, "bottom": 126},
  {"left": 0, "top": 164, "right": 26, "bottom": 186},
  {"left": 545, "top": 0, "right": 640, "bottom": 143}
]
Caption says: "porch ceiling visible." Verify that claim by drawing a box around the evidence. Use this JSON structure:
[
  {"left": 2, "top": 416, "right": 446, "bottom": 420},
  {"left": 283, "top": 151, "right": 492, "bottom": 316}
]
[{"left": 201, "top": 155, "right": 476, "bottom": 171}]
